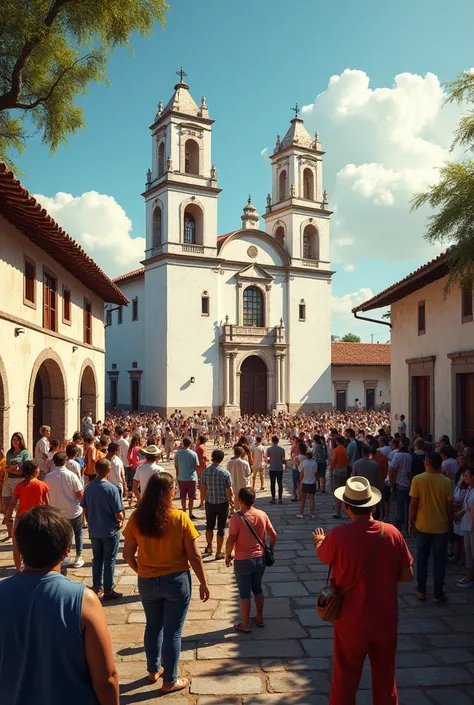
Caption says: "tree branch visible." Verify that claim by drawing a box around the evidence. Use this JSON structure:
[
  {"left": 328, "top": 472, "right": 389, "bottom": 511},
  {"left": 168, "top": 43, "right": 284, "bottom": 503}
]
[
  {"left": 0, "top": 0, "right": 79, "bottom": 112},
  {"left": 11, "top": 54, "right": 99, "bottom": 111}
]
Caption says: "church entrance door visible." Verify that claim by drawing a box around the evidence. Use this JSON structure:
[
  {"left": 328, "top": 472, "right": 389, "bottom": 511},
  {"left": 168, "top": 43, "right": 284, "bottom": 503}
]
[{"left": 240, "top": 356, "right": 267, "bottom": 416}]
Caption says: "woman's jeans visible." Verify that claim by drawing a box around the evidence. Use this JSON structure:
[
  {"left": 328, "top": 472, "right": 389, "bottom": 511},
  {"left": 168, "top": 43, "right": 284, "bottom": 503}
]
[
  {"left": 90, "top": 532, "right": 120, "bottom": 594},
  {"left": 234, "top": 556, "right": 266, "bottom": 599},
  {"left": 270, "top": 471, "right": 283, "bottom": 500},
  {"left": 416, "top": 530, "right": 448, "bottom": 599},
  {"left": 138, "top": 571, "right": 191, "bottom": 684}
]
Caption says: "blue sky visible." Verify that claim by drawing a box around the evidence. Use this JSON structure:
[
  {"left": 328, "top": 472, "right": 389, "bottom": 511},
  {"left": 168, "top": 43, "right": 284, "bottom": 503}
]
[{"left": 16, "top": 0, "right": 474, "bottom": 339}]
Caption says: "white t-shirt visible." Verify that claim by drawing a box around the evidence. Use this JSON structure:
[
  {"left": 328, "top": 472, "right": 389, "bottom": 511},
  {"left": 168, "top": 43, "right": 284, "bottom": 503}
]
[
  {"left": 253, "top": 445, "right": 266, "bottom": 469},
  {"left": 301, "top": 459, "right": 317, "bottom": 485},
  {"left": 46, "top": 468, "right": 83, "bottom": 519},
  {"left": 66, "top": 458, "right": 82, "bottom": 484},
  {"left": 109, "top": 455, "right": 124, "bottom": 489},
  {"left": 460, "top": 488, "right": 474, "bottom": 533},
  {"left": 133, "top": 462, "right": 164, "bottom": 495},
  {"left": 116, "top": 437, "right": 130, "bottom": 464}
]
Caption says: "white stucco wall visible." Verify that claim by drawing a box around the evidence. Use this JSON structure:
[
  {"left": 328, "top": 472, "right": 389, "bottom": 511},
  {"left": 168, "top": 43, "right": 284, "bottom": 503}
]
[
  {"left": 0, "top": 215, "right": 106, "bottom": 446},
  {"left": 390, "top": 274, "right": 473, "bottom": 439},
  {"left": 331, "top": 365, "right": 391, "bottom": 409}
]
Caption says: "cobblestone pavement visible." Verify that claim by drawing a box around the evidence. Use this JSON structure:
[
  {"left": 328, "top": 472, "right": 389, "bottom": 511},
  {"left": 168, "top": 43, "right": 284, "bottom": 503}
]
[{"left": 1, "top": 442, "right": 474, "bottom": 704}]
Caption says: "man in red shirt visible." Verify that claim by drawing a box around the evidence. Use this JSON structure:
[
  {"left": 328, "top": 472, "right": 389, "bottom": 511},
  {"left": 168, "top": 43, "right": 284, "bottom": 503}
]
[
  {"left": 314, "top": 476, "right": 413, "bottom": 705},
  {"left": 195, "top": 435, "right": 208, "bottom": 508}
]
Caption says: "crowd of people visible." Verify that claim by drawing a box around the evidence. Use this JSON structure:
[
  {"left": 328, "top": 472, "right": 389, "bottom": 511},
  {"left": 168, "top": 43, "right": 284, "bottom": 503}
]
[{"left": 0, "top": 406, "right": 473, "bottom": 704}]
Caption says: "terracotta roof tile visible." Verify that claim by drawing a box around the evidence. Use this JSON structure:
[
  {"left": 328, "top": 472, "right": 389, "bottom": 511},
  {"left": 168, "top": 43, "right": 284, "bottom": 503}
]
[
  {"left": 352, "top": 250, "right": 450, "bottom": 313},
  {"left": 332, "top": 342, "right": 391, "bottom": 366},
  {"left": 0, "top": 163, "right": 128, "bottom": 305},
  {"left": 113, "top": 268, "right": 145, "bottom": 285}
]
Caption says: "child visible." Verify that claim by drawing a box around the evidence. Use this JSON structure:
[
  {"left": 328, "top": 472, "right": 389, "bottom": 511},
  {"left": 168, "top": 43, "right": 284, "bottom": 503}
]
[
  {"left": 106, "top": 442, "right": 127, "bottom": 502},
  {"left": 3, "top": 460, "right": 49, "bottom": 570},
  {"left": 296, "top": 451, "right": 318, "bottom": 520},
  {"left": 44, "top": 440, "right": 61, "bottom": 476},
  {"left": 66, "top": 444, "right": 83, "bottom": 486}
]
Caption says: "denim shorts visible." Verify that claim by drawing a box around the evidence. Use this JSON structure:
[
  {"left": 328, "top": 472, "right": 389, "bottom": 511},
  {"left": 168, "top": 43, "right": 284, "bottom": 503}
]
[{"left": 234, "top": 556, "right": 266, "bottom": 599}]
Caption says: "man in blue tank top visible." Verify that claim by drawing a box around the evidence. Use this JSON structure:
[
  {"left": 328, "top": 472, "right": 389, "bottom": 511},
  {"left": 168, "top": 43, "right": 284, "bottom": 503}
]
[{"left": 0, "top": 505, "right": 119, "bottom": 705}]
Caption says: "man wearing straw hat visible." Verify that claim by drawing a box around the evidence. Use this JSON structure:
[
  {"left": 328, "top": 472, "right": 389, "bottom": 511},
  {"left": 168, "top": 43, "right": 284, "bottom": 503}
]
[{"left": 313, "top": 476, "right": 413, "bottom": 705}]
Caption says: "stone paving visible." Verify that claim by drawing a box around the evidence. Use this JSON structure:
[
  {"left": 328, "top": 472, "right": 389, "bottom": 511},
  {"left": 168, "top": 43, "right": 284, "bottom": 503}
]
[{"left": 1, "top": 442, "right": 474, "bottom": 704}]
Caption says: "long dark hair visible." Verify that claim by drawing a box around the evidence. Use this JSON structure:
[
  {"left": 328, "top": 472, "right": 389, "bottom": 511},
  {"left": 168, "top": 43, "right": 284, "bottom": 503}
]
[
  {"left": 10, "top": 432, "right": 26, "bottom": 453},
  {"left": 134, "top": 472, "right": 174, "bottom": 538}
]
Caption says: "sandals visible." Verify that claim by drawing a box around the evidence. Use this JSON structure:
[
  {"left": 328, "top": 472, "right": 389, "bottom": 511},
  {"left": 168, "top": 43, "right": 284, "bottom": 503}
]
[
  {"left": 203, "top": 545, "right": 213, "bottom": 555},
  {"left": 251, "top": 616, "right": 264, "bottom": 628},
  {"left": 148, "top": 667, "right": 164, "bottom": 683},
  {"left": 234, "top": 623, "right": 251, "bottom": 634},
  {"left": 215, "top": 552, "right": 225, "bottom": 560},
  {"left": 413, "top": 588, "right": 426, "bottom": 602},
  {"left": 162, "top": 677, "right": 189, "bottom": 694}
]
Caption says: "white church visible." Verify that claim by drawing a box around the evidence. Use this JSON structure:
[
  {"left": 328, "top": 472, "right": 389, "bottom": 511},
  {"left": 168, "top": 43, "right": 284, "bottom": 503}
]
[{"left": 105, "top": 72, "right": 334, "bottom": 417}]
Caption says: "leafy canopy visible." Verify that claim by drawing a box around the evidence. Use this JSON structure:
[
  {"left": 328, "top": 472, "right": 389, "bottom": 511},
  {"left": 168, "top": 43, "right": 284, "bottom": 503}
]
[
  {"left": 0, "top": 0, "right": 168, "bottom": 167},
  {"left": 412, "top": 70, "right": 474, "bottom": 289},
  {"left": 341, "top": 332, "right": 361, "bottom": 343}
]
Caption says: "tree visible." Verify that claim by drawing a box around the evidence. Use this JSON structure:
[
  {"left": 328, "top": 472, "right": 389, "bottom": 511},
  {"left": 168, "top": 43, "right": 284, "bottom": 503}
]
[
  {"left": 0, "top": 0, "right": 168, "bottom": 167},
  {"left": 412, "top": 70, "right": 474, "bottom": 290},
  {"left": 341, "top": 333, "right": 361, "bottom": 343}
]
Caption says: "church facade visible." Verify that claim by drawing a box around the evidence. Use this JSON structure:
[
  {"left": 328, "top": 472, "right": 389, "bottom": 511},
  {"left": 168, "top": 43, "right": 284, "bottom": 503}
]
[{"left": 105, "top": 74, "right": 333, "bottom": 417}]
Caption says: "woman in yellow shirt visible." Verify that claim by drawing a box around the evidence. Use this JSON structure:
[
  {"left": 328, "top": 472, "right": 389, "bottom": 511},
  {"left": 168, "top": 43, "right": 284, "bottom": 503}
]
[{"left": 123, "top": 472, "right": 209, "bottom": 693}]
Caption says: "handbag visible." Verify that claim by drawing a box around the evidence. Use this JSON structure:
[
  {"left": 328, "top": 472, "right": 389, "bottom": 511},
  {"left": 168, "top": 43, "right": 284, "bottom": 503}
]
[
  {"left": 240, "top": 512, "right": 275, "bottom": 567},
  {"left": 316, "top": 522, "right": 385, "bottom": 623}
]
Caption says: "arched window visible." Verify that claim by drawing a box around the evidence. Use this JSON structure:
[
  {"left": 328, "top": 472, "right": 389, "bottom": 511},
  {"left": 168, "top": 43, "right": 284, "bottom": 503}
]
[
  {"left": 303, "top": 168, "right": 314, "bottom": 200},
  {"left": 275, "top": 225, "right": 285, "bottom": 247},
  {"left": 184, "top": 212, "right": 195, "bottom": 244},
  {"left": 152, "top": 206, "right": 162, "bottom": 248},
  {"left": 279, "top": 170, "right": 287, "bottom": 201},
  {"left": 185, "top": 139, "right": 199, "bottom": 174},
  {"left": 243, "top": 286, "right": 264, "bottom": 327},
  {"left": 158, "top": 142, "right": 165, "bottom": 176},
  {"left": 302, "top": 224, "right": 319, "bottom": 260}
]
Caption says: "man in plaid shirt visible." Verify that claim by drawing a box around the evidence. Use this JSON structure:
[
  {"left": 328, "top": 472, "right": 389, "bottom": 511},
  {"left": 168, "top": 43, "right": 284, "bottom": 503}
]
[{"left": 201, "top": 449, "right": 234, "bottom": 560}]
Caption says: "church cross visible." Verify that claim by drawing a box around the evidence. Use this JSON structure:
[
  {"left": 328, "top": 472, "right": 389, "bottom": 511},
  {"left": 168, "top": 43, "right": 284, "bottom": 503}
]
[
  {"left": 291, "top": 103, "right": 300, "bottom": 118},
  {"left": 176, "top": 67, "right": 187, "bottom": 83}
]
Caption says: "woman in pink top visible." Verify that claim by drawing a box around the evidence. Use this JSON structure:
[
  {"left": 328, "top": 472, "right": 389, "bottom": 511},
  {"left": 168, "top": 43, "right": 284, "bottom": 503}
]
[{"left": 225, "top": 487, "right": 277, "bottom": 633}]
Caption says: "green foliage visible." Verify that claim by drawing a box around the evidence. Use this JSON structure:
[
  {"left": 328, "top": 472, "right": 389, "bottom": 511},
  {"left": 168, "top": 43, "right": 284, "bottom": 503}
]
[
  {"left": 0, "top": 0, "right": 168, "bottom": 167},
  {"left": 412, "top": 70, "right": 474, "bottom": 290},
  {"left": 341, "top": 333, "right": 361, "bottom": 343}
]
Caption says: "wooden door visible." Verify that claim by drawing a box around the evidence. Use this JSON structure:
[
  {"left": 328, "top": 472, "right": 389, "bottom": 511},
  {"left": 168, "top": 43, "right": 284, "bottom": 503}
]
[
  {"left": 240, "top": 356, "right": 267, "bottom": 415},
  {"left": 460, "top": 373, "right": 474, "bottom": 439},
  {"left": 131, "top": 380, "right": 140, "bottom": 411},
  {"left": 110, "top": 380, "right": 117, "bottom": 409},
  {"left": 336, "top": 389, "right": 346, "bottom": 412},
  {"left": 365, "top": 388, "right": 375, "bottom": 410},
  {"left": 413, "top": 376, "right": 431, "bottom": 437}
]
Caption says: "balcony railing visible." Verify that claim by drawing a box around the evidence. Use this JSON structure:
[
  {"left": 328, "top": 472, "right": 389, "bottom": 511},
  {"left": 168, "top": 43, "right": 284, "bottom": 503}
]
[
  {"left": 221, "top": 323, "right": 285, "bottom": 345},
  {"left": 182, "top": 244, "right": 204, "bottom": 254}
]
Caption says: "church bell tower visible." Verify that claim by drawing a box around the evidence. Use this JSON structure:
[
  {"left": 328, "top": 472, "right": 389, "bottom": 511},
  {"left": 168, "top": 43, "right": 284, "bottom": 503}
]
[
  {"left": 143, "top": 69, "right": 221, "bottom": 259},
  {"left": 263, "top": 105, "right": 331, "bottom": 267}
]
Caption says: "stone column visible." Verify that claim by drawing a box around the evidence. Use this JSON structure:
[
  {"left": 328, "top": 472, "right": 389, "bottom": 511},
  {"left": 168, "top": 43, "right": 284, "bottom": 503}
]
[
  {"left": 229, "top": 353, "right": 237, "bottom": 406},
  {"left": 275, "top": 355, "right": 281, "bottom": 404},
  {"left": 279, "top": 356, "right": 285, "bottom": 404},
  {"left": 223, "top": 354, "right": 230, "bottom": 406}
]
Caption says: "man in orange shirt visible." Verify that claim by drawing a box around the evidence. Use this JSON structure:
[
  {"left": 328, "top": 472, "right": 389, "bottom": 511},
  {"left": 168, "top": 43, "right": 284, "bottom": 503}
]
[{"left": 331, "top": 436, "right": 349, "bottom": 519}]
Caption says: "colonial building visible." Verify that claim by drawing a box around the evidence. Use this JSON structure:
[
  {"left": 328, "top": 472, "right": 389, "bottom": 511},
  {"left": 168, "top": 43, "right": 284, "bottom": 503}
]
[
  {"left": 105, "top": 73, "right": 334, "bottom": 416},
  {"left": 331, "top": 342, "right": 391, "bottom": 411},
  {"left": 0, "top": 163, "right": 127, "bottom": 450},
  {"left": 353, "top": 251, "right": 474, "bottom": 440}
]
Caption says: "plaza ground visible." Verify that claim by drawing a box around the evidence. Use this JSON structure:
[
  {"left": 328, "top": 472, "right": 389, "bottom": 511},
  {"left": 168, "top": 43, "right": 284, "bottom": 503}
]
[{"left": 1, "top": 441, "right": 473, "bottom": 704}]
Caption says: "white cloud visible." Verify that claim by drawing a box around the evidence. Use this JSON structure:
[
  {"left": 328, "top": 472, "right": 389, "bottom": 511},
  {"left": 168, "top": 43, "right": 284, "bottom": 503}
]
[
  {"left": 260, "top": 147, "right": 268, "bottom": 157},
  {"left": 343, "top": 264, "right": 356, "bottom": 272},
  {"left": 332, "top": 287, "right": 374, "bottom": 320},
  {"left": 33, "top": 191, "right": 145, "bottom": 278},
  {"left": 302, "top": 69, "right": 465, "bottom": 262}
]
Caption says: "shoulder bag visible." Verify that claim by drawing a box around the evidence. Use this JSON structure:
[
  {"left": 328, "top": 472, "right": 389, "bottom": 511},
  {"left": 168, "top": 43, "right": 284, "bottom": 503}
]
[
  {"left": 240, "top": 512, "right": 275, "bottom": 567},
  {"left": 316, "top": 522, "right": 385, "bottom": 623}
]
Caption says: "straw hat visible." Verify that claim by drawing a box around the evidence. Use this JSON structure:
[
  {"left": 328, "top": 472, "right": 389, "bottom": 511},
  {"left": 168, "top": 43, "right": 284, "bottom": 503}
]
[
  {"left": 334, "top": 476, "right": 381, "bottom": 508},
  {"left": 143, "top": 445, "right": 161, "bottom": 456}
]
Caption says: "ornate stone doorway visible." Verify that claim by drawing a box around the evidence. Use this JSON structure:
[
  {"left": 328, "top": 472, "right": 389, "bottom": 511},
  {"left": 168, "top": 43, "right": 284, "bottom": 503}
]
[{"left": 240, "top": 356, "right": 267, "bottom": 416}]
